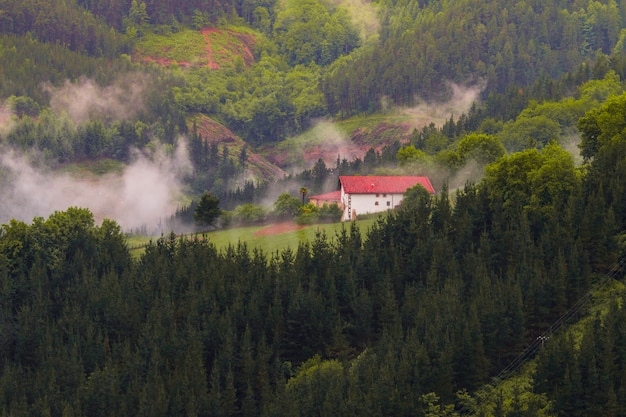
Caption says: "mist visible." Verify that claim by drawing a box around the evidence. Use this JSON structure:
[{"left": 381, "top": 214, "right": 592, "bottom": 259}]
[
  {"left": 298, "top": 120, "right": 366, "bottom": 171},
  {"left": 44, "top": 74, "right": 148, "bottom": 124},
  {"left": 0, "top": 142, "right": 192, "bottom": 234},
  {"left": 560, "top": 133, "right": 584, "bottom": 166},
  {"left": 334, "top": 0, "right": 380, "bottom": 41},
  {"left": 402, "top": 80, "right": 487, "bottom": 129}
]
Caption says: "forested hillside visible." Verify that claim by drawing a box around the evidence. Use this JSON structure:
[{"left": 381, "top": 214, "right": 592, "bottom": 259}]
[
  {"left": 1, "top": 0, "right": 626, "bottom": 415},
  {"left": 4, "top": 0, "right": 626, "bottom": 151},
  {"left": 1, "top": 93, "right": 625, "bottom": 416},
  {"left": 323, "top": 0, "right": 626, "bottom": 116}
]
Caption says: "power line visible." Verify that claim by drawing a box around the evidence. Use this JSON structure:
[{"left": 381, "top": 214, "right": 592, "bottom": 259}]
[{"left": 457, "top": 255, "right": 626, "bottom": 416}]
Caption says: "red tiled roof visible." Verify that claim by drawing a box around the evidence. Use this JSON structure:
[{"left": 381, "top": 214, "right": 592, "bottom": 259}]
[
  {"left": 309, "top": 191, "right": 341, "bottom": 201},
  {"left": 339, "top": 176, "right": 435, "bottom": 194}
]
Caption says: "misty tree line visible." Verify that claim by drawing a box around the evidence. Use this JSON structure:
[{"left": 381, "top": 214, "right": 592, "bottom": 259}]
[
  {"left": 322, "top": 0, "right": 626, "bottom": 117},
  {"left": 4, "top": 71, "right": 622, "bottom": 236},
  {"left": 0, "top": 92, "right": 625, "bottom": 417},
  {"left": 4, "top": 0, "right": 626, "bottom": 150},
  {"left": 1, "top": 0, "right": 626, "bottom": 415}
]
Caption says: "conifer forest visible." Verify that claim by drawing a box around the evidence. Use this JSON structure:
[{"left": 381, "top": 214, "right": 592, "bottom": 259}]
[{"left": 1, "top": 0, "right": 626, "bottom": 416}]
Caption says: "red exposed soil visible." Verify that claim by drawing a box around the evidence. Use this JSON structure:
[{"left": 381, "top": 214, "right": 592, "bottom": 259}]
[
  {"left": 201, "top": 28, "right": 220, "bottom": 70},
  {"left": 200, "top": 27, "right": 256, "bottom": 70},
  {"left": 138, "top": 27, "right": 256, "bottom": 70},
  {"left": 231, "top": 32, "right": 256, "bottom": 67},
  {"left": 247, "top": 153, "right": 289, "bottom": 180},
  {"left": 193, "top": 115, "right": 237, "bottom": 143},
  {"left": 190, "top": 114, "right": 288, "bottom": 180},
  {"left": 253, "top": 222, "right": 306, "bottom": 236},
  {"left": 259, "top": 121, "right": 416, "bottom": 170}
]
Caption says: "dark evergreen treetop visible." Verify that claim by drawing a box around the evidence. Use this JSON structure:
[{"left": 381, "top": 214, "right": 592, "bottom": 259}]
[
  {"left": 194, "top": 192, "right": 222, "bottom": 228},
  {"left": 0, "top": 95, "right": 625, "bottom": 416}
]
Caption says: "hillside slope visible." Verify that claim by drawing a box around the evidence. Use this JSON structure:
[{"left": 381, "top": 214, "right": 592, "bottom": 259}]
[
  {"left": 259, "top": 116, "right": 416, "bottom": 169},
  {"left": 190, "top": 114, "right": 288, "bottom": 180},
  {"left": 134, "top": 27, "right": 257, "bottom": 70}
]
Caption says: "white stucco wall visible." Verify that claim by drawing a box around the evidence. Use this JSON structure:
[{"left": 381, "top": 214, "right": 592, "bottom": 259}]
[{"left": 341, "top": 192, "right": 404, "bottom": 221}]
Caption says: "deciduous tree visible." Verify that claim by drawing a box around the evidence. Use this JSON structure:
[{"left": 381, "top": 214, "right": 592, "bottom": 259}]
[{"left": 273, "top": 193, "right": 302, "bottom": 220}]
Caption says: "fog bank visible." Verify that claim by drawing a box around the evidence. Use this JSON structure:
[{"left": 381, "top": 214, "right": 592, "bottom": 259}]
[
  {"left": 44, "top": 74, "right": 148, "bottom": 124},
  {"left": 0, "top": 143, "right": 191, "bottom": 233}
]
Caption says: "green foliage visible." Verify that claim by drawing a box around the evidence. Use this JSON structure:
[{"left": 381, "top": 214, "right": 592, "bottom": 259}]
[
  {"left": 0, "top": 122, "right": 624, "bottom": 416},
  {"left": 193, "top": 192, "right": 222, "bottom": 227},
  {"left": 400, "top": 183, "right": 433, "bottom": 213},
  {"left": 491, "top": 75, "right": 619, "bottom": 154},
  {"left": 8, "top": 96, "right": 40, "bottom": 118},
  {"left": 252, "top": 6, "right": 271, "bottom": 34},
  {"left": 299, "top": 187, "right": 309, "bottom": 204},
  {"left": 420, "top": 392, "right": 459, "bottom": 417},
  {"left": 485, "top": 142, "right": 580, "bottom": 226},
  {"left": 578, "top": 70, "right": 624, "bottom": 104},
  {"left": 318, "top": 203, "right": 342, "bottom": 223},
  {"left": 59, "top": 159, "right": 125, "bottom": 176},
  {"left": 273, "top": 0, "right": 360, "bottom": 66},
  {"left": 134, "top": 29, "right": 207, "bottom": 65},
  {"left": 3, "top": 3, "right": 626, "bottom": 416},
  {"left": 1, "top": 110, "right": 155, "bottom": 164},
  {"left": 498, "top": 115, "right": 561, "bottom": 152},
  {"left": 0, "top": 0, "right": 130, "bottom": 57},
  {"left": 456, "top": 133, "right": 505, "bottom": 164},
  {"left": 232, "top": 203, "right": 266, "bottom": 225},
  {"left": 578, "top": 91, "right": 626, "bottom": 160},
  {"left": 180, "top": 54, "right": 326, "bottom": 144},
  {"left": 397, "top": 144, "right": 427, "bottom": 166},
  {"left": 322, "top": 0, "right": 626, "bottom": 116},
  {"left": 272, "top": 355, "right": 346, "bottom": 416},
  {"left": 129, "top": 0, "right": 149, "bottom": 26},
  {"left": 273, "top": 192, "right": 303, "bottom": 220},
  {"left": 577, "top": 92, "right": 626, "bottom": 251},
  {"left": 534, "top": 290, "right": 626, "bottom": 417},
  {"left": 0, "top": 35, "right": 129, "bottom": 104},
  {"left": 295, "top": 202, "right": 319, "bottom": 225}
]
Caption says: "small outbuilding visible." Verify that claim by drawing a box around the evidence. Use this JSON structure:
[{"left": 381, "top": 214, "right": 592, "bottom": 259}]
[{"left": 309, "top": 191, "right": 343, "bottom": 209}]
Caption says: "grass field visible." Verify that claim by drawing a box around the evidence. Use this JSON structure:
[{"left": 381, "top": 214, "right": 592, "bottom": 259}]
[
  {"left": 134, "top": 26, "right": 257, "bottom": 69},
  {"left": 59, "top": 159, "right": 125, "bottom": 177},
  {"left": 135, "top": 29, "right": 207, "bottom": 65},
  {"left": 127, "top": 217, "right": 381, "bottom": 258}
]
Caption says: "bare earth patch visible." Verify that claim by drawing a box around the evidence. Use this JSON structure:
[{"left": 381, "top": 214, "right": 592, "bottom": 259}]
[
  {"left": 137, "top": 27, "right": 256, "bottom": 70},
  {"left": 254, "top": 222, "right": 306, "bottom": 236}
]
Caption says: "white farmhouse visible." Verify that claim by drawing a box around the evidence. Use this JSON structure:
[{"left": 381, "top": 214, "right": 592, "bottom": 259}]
[{"left": 338, "top": 175, "right": 435, "bottom": 221}]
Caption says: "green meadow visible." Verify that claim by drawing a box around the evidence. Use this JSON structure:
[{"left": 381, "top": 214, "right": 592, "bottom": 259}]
[{"left": 128, "top": 217, "right": 381, "bottom": 258}]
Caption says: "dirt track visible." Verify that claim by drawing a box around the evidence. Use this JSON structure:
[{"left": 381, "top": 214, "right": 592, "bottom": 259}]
[
  {"left": 253, "top": 222, "right": 305, "bottom": 236},
  {"left": 201, "top": 28, "right": 220, "bottom": 69}
]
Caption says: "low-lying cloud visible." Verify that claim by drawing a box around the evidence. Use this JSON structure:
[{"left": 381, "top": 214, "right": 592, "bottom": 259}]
[
  {"left": 44, "top": 74, "right": 148, "bottom": 124},
  {"left": 337, "top": 0, "right": 380, "bottom": 40},
  {"left": 402, "top": 80, "right": 487, "bottom": 129},
  {"left": 0, "top": 143, "right": 191, "bottom": 233}
]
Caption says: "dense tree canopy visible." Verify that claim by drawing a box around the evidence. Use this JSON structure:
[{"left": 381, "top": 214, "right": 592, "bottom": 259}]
[
  {"left": 0, "top": 0, "right": 130, "bottom": 57},
  {"left": 322, "top": 0, "right": 626, "bottom": 117},
  {"left": 2, "top": 2, "right": 626, "bottom": 415},
  {"left": 1, "top": 96, "right": 625, "bottom": 416},
  {"left": 273, "top": 0, "right": 360, "bottom": 66}
]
